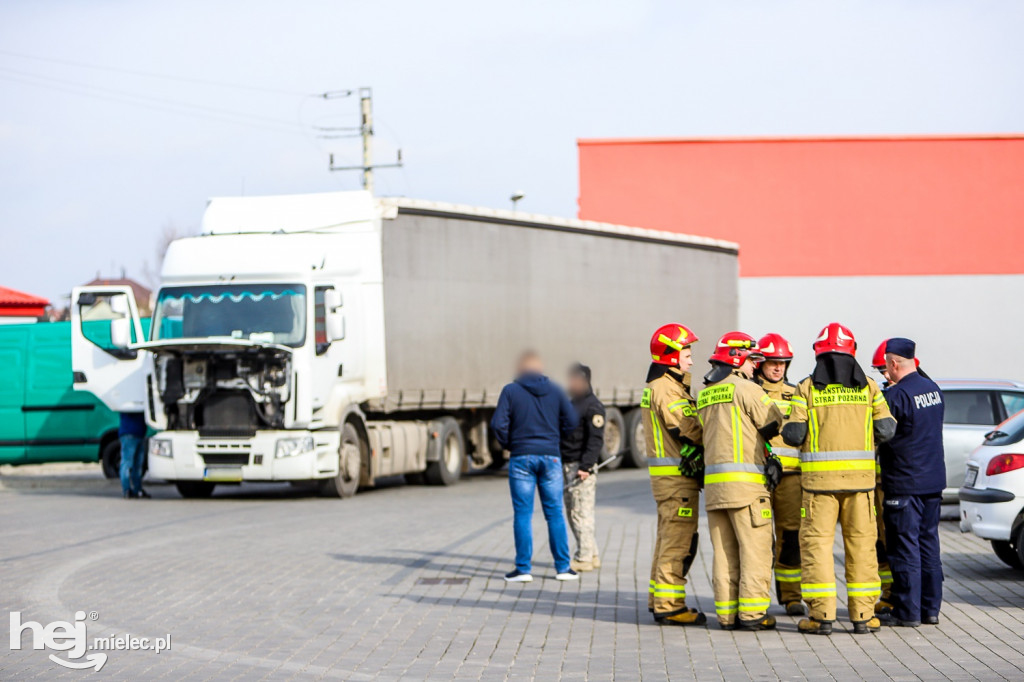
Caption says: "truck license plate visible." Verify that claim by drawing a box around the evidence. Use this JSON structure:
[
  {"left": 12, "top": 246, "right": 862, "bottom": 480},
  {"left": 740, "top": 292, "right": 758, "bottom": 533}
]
[
  {"left": 204, "top": 468, "right": 243, "bottom": 482},
  {"left": 965, "top": 466, "right": 978, "bottom": 488}
]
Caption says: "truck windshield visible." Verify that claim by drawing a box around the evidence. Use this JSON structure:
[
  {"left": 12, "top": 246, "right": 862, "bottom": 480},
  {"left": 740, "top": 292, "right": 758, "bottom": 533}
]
[{"left": 151, "top": 284, "right": 306, "bottom": 347}]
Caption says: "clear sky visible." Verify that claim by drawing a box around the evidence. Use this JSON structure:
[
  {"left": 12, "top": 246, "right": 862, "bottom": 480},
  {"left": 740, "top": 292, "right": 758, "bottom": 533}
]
[{"left": 2, "top": 1, "right": 1022, "bottom": 303}]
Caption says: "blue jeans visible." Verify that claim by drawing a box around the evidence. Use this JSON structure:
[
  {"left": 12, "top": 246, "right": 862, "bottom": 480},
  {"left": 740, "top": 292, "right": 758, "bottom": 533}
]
[
  {"left": 508, "top": 455, "right": 571, "bottom": 574},
  {"left": 119, "top": 434, "right": 145, "bottom": 496}
]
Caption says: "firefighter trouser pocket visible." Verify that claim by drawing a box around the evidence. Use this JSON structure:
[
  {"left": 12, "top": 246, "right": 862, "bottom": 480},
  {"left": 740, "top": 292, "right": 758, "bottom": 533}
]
[{"left": 750, "top": 496, "right": 773, "bottom": 528}]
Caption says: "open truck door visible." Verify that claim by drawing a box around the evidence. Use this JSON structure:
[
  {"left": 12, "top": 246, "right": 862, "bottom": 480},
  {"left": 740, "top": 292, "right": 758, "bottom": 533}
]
[{"left": 71, "top": 286, "right": 147, "bottom": 413}]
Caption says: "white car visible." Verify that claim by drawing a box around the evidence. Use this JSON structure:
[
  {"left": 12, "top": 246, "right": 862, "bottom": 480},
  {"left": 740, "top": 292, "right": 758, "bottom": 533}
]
[
  {"left": 959, "top": 409, "right": 1024, "bottom": 569},
  {"left": 937, "top": 379, "right": 1024, "bottom": 502}
]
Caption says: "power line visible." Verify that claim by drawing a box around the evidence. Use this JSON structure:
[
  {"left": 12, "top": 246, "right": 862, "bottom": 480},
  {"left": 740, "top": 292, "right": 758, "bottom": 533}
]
[
  {"left": 0, "top": 65, "right": 310, "bottom": 130},
  {"left": 0, "top": 72, "right": 312, "bottom": 137},
  {"left": 0, "top": 48, "right": 311, "bottom": 97}
]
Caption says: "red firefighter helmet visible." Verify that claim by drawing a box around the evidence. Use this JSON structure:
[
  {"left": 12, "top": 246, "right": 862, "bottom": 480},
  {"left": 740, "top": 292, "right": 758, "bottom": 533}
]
[
  {"left": 813, "top": 322, "right": 857, "bottom": 357},
  {"left": 649, "top": 323, "right": 699, "bottom": 366},
  {"left": 709, "top": 331, "right": 764, "bottom": 368},
  {"left": 873, "top": 338, "right": 921, "bottom": 369},
  {"left": 872, "top": 340, "right": 889, "bottom": 369},
  {"left": 757, "top": 333, "right": 794, "bottom": 361}
]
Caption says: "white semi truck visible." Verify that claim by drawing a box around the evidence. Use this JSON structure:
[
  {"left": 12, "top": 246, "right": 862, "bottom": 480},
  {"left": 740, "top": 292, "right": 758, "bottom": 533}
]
[{"left": 72, "top": 191, "right": 738, "bottom": 498}]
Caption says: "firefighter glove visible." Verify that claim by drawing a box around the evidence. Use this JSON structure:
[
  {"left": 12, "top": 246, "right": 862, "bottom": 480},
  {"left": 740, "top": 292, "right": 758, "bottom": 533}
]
[
  {"left": 764, "top": 443, "right": 782, "bottom": 492},
  {"left": 678, "top": 440, "right": 705, "bottom": 480}
]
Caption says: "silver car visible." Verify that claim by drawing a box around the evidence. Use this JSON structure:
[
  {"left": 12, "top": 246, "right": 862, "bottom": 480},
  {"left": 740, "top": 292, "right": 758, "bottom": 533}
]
[{"left": 937, "top": 379, "right": 1024, "bottom": 502}]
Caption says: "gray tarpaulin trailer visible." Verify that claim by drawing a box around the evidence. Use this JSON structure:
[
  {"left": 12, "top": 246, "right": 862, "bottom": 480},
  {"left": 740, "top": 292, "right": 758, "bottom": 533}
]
[{"left": 373, "top": 198, "right": 739, "bottom": 468}]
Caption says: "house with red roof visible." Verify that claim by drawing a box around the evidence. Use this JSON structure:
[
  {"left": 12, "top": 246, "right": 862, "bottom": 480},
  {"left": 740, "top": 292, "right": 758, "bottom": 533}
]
[{"left": 0, "top": 287, "right": 50, "bottom": 323}]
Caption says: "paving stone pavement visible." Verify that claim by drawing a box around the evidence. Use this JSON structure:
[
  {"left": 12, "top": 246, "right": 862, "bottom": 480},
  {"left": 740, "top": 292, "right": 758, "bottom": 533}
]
[{"left": 2, "top": 468, "right": 1023, "bottom": 681}]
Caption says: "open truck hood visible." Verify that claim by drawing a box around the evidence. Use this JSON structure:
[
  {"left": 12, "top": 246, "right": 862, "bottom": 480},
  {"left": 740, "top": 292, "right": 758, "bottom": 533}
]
[{"left": 133, "top": 338, "right": 293, "bottom": 355}]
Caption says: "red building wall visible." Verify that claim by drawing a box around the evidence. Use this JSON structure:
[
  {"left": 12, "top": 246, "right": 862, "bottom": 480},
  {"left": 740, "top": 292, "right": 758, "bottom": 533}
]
[{"left": 577, "top": 136, "right": 1024, "bottom": 277}]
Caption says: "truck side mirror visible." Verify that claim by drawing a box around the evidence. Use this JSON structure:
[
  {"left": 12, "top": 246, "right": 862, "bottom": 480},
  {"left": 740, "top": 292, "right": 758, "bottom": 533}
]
[
  {"left": 324, "top": 289, "right": 345, "bottom": 342},
  {"left": 110, "top": 294, "right": 130, "bottom": 315},
  {"left": 110, "top": 317, "right": 132, "bottom": 349},
  {"left": 326, "top": 314, "right": 345, "bottom": 342}
]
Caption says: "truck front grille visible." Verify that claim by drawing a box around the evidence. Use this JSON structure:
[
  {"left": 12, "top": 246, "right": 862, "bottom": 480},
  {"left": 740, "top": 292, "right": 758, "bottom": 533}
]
[{"left": 197, "top": 441, "right": 251, "bottom": 466}]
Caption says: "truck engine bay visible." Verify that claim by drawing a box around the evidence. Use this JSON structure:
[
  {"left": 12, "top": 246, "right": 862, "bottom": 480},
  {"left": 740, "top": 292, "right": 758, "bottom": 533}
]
[{"left": 153, "top": 347, "right": 292, "bottom": 436}]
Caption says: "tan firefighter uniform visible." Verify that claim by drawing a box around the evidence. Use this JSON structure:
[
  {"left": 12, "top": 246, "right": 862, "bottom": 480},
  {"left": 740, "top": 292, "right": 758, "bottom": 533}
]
[
  {"left": 643, "top": 367, "right": 703, "bottom": 618},
  {"left": 788, "top": 378, "right": 894, "bottom": 624},
  {"left": 758, "top": 377, "right": 803, "bottom": 607},
  {"left": 697, "top": 371, "right": 784, "bottom": 627}
]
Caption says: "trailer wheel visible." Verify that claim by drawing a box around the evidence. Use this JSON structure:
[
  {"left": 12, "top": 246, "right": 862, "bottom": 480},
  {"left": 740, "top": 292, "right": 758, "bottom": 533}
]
[
  {"left": 175, "top": 481, "right": 216, "bottom": 498},
  {"left": 623, "top": 408, "right": 646, "bottom": 468},
  {"left": 600, "top": 407, "right": 625, "bottom": 471},
  {"left": 101, "top": 439, "right": 121, "bottom": 479},
  {"left": 425, "top": 417, "right": 464, "bottom": 486},
  {"left": 323, "top": 422, "right": 364, "bottom": 498}
]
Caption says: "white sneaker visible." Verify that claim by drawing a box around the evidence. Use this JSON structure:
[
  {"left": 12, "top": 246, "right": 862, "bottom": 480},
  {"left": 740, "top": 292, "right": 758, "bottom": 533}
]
[
  {"left": 555, "top": 569, "right": 580, "bottom": 581},
  {"left": 504, "top": 570, "right": 533, "bottom": 582}
]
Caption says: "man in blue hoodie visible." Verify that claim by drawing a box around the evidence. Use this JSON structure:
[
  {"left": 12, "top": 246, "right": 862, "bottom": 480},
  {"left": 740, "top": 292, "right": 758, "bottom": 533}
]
[{"left": 491, "top": 350, "right": 579, "bottom": 582}]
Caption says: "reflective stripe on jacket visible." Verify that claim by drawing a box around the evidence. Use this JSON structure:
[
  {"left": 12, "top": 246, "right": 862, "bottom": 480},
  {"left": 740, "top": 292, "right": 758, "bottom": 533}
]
[
  {"left": 789, "top": 377, "right": 893, "bottom": 493},
  {"left": 642, "top": 369, "right": 702, "bottom": 478}
]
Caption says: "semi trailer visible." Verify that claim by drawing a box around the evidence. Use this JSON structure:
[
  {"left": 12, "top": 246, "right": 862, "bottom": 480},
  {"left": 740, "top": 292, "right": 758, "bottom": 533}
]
[{"left": 71, "top": 191, "right": 738, "bottom": 498}]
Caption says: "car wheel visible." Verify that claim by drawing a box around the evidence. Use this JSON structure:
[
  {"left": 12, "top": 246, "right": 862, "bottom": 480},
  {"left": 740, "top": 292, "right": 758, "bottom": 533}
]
[
  {"left": 101, "top": 440, "right": 121, "bottom": 480},
  {"left": 623, "top": 408, "right": 646, "bottom": 468},
  {"left": 425, "top": 417, "right": 464, "bottom": 486},
  {"left": 322, "top": 422, "right": 364, "bottom": 498},
  {"left": 992, "top": 540, "right": 1023, "bottom": 569},
  {"left": 600, "top": 407, "right": 625, "bottom": 471},
  {"left": 1014, "top": 526, "right": 1024, "bottom": 570}
]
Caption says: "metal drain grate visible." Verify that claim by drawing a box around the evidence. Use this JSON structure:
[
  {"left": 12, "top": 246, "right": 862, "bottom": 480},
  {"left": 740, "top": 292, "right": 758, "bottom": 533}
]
[{"left": 416, "top": 578, "right": 469, "bottom": 585}]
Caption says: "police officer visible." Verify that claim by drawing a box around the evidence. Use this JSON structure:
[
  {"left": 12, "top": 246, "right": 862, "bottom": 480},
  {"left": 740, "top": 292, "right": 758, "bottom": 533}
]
[
  {"left": 877, "top": 338, "right": 945, "bottom": 627},
  {"left": 643, "top": 323, "right": 706, "bottom": 625},
  {"left": 783, "top": 323, "right": 897, "bottom": 635},
  {"left": 754, "top": 333, "right": 806, "bottom": 616},
  {"left": 561, "top": 362, "right": 606, "bottom": 572},
  {"left": 698, "top": 332, "right": 785, "bottom": 630}
]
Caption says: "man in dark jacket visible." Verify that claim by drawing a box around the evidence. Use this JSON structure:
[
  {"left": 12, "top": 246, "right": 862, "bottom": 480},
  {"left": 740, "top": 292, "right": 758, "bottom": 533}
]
[
  {"left": 561, "top": 363, "right": 606, "bottom": 572},
  {"left": 877, "top": 338, "right": 945, "bottom": 627},
  {"left": 491, "top": 351, "right": 579, "bottom": 582}
]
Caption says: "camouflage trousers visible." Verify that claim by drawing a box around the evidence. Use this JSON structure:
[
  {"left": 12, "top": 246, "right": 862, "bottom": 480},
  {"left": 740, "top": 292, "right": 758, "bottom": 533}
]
[{"left": 563, "top": 462, "right": 599, "bottom": 562}]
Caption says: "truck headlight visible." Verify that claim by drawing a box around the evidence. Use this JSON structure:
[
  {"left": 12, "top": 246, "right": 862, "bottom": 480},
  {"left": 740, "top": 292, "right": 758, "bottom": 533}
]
[
  {"left": 275, "top": 436, "right": 315, "bottom": 459},
  {"left": 149, "top": 439, "right": 173, "bottom": 458}
]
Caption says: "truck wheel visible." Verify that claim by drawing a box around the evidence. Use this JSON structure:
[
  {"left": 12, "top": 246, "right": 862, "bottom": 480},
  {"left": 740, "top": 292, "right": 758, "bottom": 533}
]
[
  {"left": 425, "top": 417, "right": 464, "bottom": 486},
  {"left": 175, "top": 481, "right": 216, "bottom": 498},
  {"left": 600, "top": 407, "right": 625, "bottom": 471},
  {"left": 323, "top": 422, "right": 364, "bottom": 498},
  {"left": 623, "top": 408, "right": 647, "bottom": 468},
  {"left": 992, "top": 540, "right": 1023, "bottom": 569},
  {"left": 101, "top": 440, "right": 121, "bottom": 479}
]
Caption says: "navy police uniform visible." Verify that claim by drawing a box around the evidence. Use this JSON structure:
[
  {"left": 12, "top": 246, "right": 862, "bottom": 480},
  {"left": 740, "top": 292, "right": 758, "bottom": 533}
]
[{"left": 877, "top": 338, "right": 945, "bottom": 625}]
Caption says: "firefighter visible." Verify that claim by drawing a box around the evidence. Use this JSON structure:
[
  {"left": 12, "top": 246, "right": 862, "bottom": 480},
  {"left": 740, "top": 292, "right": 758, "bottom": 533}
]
[
  {"left": 871, "top": 340, "right": 894, "bottom": 616},
  {"left": 643, "top": 323, "right": 706, "bottom": 626},
  {"left": 782, "top": 323, "right": 897, "bottom": 635},
  {"left": 753, "top": 333, "right": 805, "bottom": 616},
  {"left": 698, "top": 332, "right": 785, "bottom": 630}
]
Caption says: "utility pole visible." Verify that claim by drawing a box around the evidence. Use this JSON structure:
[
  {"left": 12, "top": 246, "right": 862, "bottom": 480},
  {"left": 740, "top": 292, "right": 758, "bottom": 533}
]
[{"left": 324, "top": 87, "right": 402, "bottom": 194}]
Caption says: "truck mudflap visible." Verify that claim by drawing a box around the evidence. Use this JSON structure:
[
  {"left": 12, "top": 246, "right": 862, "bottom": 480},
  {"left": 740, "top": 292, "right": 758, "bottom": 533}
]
[{"left": 147, "top": 430, "right": 341, "bottom": 482}]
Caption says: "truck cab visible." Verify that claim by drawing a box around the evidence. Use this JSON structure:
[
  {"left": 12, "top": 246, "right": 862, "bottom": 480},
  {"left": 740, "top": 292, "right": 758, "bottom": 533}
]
[{"left": 72, "top": 192, "right": 396, "bottom": 498}]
